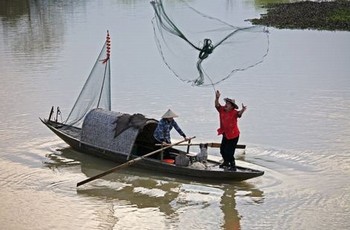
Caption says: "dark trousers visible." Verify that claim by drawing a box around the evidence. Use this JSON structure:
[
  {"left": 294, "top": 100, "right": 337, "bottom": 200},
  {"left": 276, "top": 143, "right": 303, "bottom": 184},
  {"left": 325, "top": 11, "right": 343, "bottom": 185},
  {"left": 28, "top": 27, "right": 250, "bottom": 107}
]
[{"left": 220, "top": 135, "right": 239, "bottom": 166}]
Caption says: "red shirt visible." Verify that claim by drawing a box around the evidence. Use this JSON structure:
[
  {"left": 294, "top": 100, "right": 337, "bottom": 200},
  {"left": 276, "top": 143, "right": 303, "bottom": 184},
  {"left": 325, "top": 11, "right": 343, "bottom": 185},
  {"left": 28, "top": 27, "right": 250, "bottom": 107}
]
[{"left": 216, "top": 106, "right": 240, "bottom": 139}]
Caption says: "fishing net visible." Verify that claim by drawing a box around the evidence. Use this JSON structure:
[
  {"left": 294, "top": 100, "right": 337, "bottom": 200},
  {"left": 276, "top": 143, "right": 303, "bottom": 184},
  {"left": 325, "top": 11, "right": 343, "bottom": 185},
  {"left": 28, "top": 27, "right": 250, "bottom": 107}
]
[
  {"left": 65, "top": 31, "right": 111, "bottom": 127},
  {"left": 150, "top": 0, "right": 269, "bottom": 87}
]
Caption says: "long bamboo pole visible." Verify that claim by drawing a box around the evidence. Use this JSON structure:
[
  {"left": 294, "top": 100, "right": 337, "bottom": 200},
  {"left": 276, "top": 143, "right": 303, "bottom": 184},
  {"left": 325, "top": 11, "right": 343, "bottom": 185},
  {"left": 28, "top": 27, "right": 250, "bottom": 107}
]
[
  {"left": 77, "top": 136, "right": 196, "bottom": 187},
  {"left": 156, "top": 143, "right": 246, "bottom": 149}
]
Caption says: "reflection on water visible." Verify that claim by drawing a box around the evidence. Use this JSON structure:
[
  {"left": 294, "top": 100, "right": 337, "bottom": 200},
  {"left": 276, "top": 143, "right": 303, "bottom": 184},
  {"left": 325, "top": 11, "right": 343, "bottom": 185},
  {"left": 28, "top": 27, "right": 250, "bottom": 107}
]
[
  {"left": 254, "top": 0, "right": 290, "bottom": 6},
  {"left": 44, "top": 147, "right": 264, "bottom": 228},
  {"left": 0, "top": 0, "right": 67, "bottom": 54},
  {"left": 0, "top": 1, "right": 29, "bottom": 21}
]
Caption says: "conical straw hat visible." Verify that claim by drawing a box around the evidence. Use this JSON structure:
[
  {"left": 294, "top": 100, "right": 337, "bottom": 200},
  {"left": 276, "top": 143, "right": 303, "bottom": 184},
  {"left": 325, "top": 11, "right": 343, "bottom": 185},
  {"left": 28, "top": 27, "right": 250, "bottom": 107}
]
[{"left": 162, "top": 109, "right": 178, "bottom": 118}]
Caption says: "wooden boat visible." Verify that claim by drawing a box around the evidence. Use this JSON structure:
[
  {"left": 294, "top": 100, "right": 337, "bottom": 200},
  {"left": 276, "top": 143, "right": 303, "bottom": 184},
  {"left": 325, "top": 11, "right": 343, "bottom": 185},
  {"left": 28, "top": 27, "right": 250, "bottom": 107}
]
[{"left": 40, "top": 32, "right": 264, "bottom": 183}]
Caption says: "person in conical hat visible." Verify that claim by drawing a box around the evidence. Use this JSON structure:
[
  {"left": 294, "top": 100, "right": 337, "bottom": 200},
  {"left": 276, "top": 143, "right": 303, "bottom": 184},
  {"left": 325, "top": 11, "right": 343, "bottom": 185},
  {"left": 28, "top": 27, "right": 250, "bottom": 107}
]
[
  {"left": 215, "top": 90, "right": 247, "bottom": 171},
  {"left": 161, "top": 109, "right": 178, "bottom": 119},
  {"left": 153, "top": 109, "right": 187, "bottom": 145}
]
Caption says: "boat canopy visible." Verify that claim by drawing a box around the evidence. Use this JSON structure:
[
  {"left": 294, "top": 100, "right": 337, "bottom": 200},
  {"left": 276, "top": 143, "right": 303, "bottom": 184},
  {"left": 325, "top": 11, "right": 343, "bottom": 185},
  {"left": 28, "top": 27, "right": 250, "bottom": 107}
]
[{"left": 81, "top": 108, "right": 158, "bottom": 155}]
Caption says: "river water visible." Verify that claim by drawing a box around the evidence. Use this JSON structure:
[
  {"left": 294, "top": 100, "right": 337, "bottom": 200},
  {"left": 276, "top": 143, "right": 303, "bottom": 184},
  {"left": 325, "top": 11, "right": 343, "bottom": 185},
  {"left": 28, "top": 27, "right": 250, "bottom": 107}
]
[{"left": 0, "top": 0, "right": 349, "bottom": 229}]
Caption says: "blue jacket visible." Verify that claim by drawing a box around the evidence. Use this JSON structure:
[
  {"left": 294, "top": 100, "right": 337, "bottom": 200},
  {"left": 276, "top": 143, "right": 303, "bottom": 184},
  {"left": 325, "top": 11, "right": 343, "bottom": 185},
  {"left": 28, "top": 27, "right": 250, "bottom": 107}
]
[{"left": 153, "top": 118, "right": 186, "bottom": 143}]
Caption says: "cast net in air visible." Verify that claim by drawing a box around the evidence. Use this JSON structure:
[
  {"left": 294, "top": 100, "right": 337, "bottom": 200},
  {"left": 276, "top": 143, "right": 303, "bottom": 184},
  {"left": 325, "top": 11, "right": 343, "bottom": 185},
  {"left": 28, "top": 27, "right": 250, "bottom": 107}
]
[
  {"left": 64, "top": 31, "right": 111, "bottom": 127},
  {"left": 150, "top": 0, "right": 269, "bottom": 88}
]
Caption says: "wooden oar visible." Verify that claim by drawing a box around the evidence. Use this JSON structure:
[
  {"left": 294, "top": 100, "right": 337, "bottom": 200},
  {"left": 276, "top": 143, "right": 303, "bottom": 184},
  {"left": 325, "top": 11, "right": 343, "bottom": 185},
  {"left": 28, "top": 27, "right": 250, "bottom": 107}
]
[
  {"left": 209, "top": 143, "right": 246, "bottom": 149},
  {"left": 156, "top": 142, "right": 246, "bottom": 149},
  {"left": 77, "top": 136, "right": 196, "bottom": 187}
]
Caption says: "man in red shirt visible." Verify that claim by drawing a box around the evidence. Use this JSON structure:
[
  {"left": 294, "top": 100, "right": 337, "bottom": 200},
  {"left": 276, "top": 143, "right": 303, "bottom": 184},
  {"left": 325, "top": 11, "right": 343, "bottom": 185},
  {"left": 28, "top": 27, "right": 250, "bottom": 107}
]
[{"left": 215, "top": 90, "right": 247, "bottom": 171}]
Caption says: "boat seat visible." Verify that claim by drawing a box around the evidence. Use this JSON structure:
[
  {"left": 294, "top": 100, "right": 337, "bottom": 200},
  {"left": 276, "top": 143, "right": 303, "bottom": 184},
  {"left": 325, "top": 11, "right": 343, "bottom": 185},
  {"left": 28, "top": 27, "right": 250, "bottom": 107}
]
[{"left": 186, "top": 152, "right": 198, "bottom": 157}]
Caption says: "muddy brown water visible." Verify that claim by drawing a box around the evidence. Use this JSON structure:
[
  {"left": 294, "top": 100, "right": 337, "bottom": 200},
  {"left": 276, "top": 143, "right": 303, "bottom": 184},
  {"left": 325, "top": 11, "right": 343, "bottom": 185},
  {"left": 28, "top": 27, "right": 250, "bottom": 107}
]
[{"left": 1, "top": 1, "right": 349, "bottom": 229}]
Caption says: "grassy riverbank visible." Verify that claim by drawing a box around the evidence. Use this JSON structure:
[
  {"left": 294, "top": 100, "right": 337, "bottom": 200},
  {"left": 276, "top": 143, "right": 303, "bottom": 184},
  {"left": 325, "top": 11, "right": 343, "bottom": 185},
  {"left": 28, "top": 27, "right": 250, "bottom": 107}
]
[{"left": 250, "top": 0, "right": 350, "bottom": 31}]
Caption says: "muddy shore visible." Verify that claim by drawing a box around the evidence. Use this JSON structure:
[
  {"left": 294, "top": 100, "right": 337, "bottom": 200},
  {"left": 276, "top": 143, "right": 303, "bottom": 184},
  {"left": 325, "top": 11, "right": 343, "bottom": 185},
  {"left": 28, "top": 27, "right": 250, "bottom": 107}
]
[{"left": 250, "top": 0, "right": 350, "bottom": 31}]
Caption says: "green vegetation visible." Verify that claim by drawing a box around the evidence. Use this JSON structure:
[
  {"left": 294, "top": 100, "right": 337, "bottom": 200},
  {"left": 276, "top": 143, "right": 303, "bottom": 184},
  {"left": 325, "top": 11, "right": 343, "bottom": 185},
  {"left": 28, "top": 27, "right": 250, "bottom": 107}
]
[{"left": 250, "top": 0, "right": 350, "bottom": 31}]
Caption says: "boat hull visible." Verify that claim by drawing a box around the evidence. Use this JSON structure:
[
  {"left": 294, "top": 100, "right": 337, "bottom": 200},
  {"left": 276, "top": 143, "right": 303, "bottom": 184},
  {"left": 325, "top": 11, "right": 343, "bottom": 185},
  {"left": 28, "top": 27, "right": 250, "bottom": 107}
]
[{"left": 41, "top": 119, "right": 264, "bottom": 181}]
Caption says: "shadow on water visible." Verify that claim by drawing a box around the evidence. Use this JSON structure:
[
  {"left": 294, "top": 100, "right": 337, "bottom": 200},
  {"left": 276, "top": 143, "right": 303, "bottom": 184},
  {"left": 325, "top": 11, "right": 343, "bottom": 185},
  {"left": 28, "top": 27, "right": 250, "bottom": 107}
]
[{"left": 44, "top": 146, "right": 264, "bottom": 228}]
